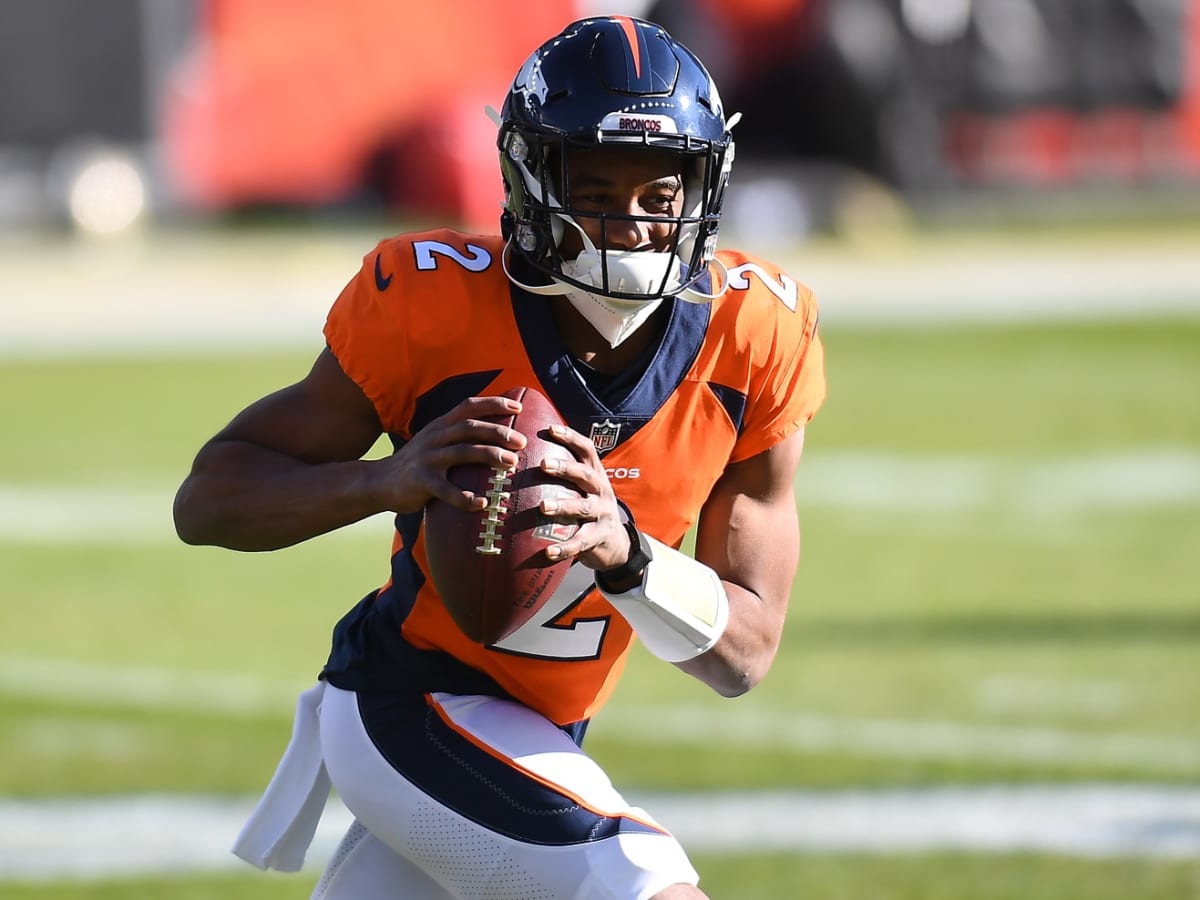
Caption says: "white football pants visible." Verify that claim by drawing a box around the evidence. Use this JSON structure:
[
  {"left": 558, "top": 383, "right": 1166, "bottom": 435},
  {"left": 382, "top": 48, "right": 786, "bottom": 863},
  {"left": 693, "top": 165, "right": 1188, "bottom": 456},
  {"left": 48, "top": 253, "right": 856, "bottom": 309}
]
[{"left": 313, "top": 684, "right": 699, "bottom": 899}]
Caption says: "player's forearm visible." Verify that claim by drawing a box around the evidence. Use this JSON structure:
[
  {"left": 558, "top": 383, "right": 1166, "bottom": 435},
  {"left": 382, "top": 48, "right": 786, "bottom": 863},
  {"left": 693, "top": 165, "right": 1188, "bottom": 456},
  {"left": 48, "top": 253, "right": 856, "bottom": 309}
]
[
  {"left": 681, "top": 466, "right": 800, "bottom": 696},
  {"left": 674, "top": 581, "right": 784, "bottom": 697},
  {"left": 173, "top": 440, "right": 387, "bottom": 551}
]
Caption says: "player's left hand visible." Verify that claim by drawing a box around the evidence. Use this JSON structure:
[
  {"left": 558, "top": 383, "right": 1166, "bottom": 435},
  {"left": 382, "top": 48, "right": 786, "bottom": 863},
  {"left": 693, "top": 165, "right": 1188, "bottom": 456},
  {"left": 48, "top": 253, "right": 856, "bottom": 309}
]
[{"left": 536, "top": 423, "right": 630, "bottom": 571}]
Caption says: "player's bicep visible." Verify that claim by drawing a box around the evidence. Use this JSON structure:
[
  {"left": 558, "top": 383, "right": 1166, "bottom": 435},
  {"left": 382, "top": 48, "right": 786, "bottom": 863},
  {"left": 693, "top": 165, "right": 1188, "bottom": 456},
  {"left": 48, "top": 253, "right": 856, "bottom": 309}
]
[
  {"left": 694, "top": 428, "right": 806, "bottom": 606},
  {"left": 210, "top": 347, "right": 383, "bottom": 464}
]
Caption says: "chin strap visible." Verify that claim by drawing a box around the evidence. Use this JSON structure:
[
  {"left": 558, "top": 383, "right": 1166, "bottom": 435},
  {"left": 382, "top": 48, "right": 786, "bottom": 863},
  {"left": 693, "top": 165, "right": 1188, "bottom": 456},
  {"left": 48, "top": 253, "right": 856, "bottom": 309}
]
[{"left": 676, "top": 255, "right": 730, "bottom": 304}]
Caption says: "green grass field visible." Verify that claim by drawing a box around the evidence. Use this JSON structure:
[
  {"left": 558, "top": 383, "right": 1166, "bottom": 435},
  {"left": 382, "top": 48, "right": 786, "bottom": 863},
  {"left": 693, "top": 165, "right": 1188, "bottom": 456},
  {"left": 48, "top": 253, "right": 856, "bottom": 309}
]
[
  {"left": 2, "top": 305, "right": 1199, "bottom": 897},
  {"left": 2, "top": 854, "right": 1197, "bottom": 900}
]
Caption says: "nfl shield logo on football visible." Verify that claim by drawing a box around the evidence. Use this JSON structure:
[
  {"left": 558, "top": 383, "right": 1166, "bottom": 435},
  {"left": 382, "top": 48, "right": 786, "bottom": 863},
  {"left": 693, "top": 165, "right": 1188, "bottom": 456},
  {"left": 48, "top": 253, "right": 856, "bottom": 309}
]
[
  {"left": 589, "top": 419, "right": 622, "bottom": 454},
  {"left": 533, "top": 513, "right": 576, "bottom": 543}
]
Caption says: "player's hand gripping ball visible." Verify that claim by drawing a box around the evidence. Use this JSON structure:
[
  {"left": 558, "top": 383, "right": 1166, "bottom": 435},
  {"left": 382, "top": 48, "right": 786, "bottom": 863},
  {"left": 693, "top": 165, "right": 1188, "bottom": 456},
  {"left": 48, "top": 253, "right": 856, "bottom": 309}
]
[{"left": 424, "top": 386, "right": 582, "bottom": 645}]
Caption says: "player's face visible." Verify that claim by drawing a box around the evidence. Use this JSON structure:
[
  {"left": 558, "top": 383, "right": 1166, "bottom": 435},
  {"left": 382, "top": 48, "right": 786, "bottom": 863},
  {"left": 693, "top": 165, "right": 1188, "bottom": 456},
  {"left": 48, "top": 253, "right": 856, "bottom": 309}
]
[{"left": 559, "top": 147, "right": 684, "bottom": 258}]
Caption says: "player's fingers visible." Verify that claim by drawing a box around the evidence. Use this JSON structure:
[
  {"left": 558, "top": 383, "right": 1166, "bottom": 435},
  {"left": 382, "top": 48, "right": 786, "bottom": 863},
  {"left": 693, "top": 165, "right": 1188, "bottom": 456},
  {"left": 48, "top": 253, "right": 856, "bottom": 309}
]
[
  {"left": 425, "top": 397, "right": 524, "bottom": 446},
  {"left": 438, "top": 442, "right": 520, "bottom": 472},
  {"left": 539, "top": 494, "right": 596, "bottom": 520},
  {"left": 544, "top": 535, "right": 583, "bottom": 561},
  {"left": 543, "top": 526, "right": 615, "bottom": 563},
  {"left": 542, "top": 423, "right": 600, "bottom": 463},
  {"left": 452, "top": 395, "right": 522, "bottom": 420},
  {"left": 448, "top": 418, "right": 526, "bottom": 451},
  {"left": 436, "top": 487, "right": 489, "bottom": 512},
  {"left": 539, "top": 455, "right": 605, "bottom": 495},
  {"left": 417, "top": 472, "right": 487, "bottom": 512}
]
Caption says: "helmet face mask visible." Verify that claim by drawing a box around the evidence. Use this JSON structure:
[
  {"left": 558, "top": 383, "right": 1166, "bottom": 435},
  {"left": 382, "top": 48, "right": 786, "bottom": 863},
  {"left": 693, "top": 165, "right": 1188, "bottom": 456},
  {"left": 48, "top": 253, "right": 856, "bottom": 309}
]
[{"left": 497, "top": 16, "right": 736, "bottom": 307}]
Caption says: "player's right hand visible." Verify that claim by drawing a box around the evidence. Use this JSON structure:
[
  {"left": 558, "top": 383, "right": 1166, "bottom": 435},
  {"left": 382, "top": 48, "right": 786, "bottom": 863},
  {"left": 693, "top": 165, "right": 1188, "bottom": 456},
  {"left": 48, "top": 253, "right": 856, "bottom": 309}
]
[{"left": 369, "top": 395, "right": 527, "bottom": 514}]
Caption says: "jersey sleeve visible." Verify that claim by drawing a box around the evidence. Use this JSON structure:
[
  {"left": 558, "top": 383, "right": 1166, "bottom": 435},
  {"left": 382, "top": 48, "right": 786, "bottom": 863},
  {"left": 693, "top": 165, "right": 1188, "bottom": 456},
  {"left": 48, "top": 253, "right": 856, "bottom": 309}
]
[
  {"left": 323, "top": 240, "right": 414, "bottom": 434},
  {"left": 729, "top": 274, "right": 827, "bottom": 463}
]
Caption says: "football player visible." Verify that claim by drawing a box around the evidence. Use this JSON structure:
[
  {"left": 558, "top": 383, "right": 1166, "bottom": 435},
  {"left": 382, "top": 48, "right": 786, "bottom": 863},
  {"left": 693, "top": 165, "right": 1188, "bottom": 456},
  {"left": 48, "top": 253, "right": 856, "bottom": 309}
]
[{"left": 174, "top": 15, "right": 825, "bottom": 899}]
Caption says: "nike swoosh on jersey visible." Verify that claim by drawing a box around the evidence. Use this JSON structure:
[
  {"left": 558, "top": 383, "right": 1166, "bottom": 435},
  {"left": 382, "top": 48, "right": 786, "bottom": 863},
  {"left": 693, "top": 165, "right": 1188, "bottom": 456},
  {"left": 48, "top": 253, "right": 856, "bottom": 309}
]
[{"left": 375, "top": 254, "right": 393, "bottom": 291}]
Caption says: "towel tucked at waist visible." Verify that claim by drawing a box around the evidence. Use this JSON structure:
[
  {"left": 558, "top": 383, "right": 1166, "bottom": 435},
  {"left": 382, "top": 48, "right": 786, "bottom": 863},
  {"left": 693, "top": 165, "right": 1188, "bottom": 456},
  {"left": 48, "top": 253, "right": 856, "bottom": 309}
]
[{"left": 232, "top": 681, "right": 331, "bottom": 872}]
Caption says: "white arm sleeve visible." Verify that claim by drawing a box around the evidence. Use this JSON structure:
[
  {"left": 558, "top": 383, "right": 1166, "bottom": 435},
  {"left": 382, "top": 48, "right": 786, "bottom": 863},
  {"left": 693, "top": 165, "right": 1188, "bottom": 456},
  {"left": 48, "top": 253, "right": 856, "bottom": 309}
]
[{"left": 596, "top": 535, "right": 730, "bottom": 663}]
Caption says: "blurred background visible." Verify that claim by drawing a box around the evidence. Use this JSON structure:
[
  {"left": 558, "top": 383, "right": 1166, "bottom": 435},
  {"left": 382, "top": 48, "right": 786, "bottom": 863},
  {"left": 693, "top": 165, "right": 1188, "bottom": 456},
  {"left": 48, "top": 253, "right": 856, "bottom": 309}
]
[
  {"left": 1, "top": 2, "right": 1198, "bottom": 899},
  {"left": 2, "top": 0, "right": 1199, "bottom": 239}
]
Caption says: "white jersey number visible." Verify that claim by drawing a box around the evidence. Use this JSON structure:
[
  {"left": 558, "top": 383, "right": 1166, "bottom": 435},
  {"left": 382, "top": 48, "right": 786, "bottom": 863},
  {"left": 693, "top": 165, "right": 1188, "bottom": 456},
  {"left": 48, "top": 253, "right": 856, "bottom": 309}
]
[
  {"left": 413, "top": 240, "right": 492, "bottom": 272},
  {"left": 726, "top": 263, "right": 799, "bottom": 312},
  {"left": 488, "top": 564, "right": 610, "bottom": 660}
]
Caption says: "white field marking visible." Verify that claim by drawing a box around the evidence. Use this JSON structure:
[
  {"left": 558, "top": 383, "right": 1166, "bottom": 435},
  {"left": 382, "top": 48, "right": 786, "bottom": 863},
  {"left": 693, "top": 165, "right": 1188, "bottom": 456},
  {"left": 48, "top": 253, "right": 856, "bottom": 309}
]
[
  {"left": 793, "top": 449, "right": 1200, "bottom": 515},
  {"left": 0, "top": 656, "right": 303, "bottom": 718},
  {"left": 2, "top": 450, "right": 1199, "bottom": 545},
  {"left": 0, "top": 484, "right": 396, "bottom": 544},
  {"left": 3, "top": 656, "right": 1198, "bottom": 775},
  {"left": 1, "top": 230, "right": 1198, "bottom": 359},
  {"left": 597, "top": 706, "right": 1200, "bottom": 775},
  {"left": 2, "top": 785, "right": 1200, "bottom": 881},
  {"left": 976, "top": 674, "right": 1129, "bottom": 719}
]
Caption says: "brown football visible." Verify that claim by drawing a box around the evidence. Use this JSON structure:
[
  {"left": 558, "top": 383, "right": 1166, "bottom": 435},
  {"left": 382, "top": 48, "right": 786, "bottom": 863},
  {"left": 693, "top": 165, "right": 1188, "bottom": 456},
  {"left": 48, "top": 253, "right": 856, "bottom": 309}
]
[{"left": 423, "top": 386, "right": 582, "bottom": 645}]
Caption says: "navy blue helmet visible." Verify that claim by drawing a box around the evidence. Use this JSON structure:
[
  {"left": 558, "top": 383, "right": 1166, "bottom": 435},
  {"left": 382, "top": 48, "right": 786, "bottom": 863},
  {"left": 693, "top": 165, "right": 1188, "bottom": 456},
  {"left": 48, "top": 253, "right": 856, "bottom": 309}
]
[{"left": 496, "top": 16, "right": 737, "bottom": 302}]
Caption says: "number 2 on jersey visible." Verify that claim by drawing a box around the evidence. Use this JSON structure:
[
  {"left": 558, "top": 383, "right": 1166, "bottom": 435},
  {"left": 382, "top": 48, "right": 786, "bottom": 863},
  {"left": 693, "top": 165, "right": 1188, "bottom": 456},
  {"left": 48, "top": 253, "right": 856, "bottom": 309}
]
[{"left": 488, "top": 564, "right": 610, "bottom": 660}]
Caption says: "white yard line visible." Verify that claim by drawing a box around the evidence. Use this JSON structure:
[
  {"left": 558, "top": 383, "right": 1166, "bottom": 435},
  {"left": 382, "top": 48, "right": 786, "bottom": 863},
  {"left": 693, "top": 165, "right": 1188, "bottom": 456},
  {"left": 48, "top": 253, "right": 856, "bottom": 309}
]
[
  {"left": 0, "top": 656, "right": 301, "bottom": 718},
  {"left": 2, "top": 656, "right": 1198, "bottom": 775},
  {"left": 1, "top": 786, "right": 1199, "bottom": 881},
  {"left": 2, "top": 450, "right": 1198, "bottom": 545},
  {"left": 794, "top": 450, "right": 1200, "bottom": 514},
  {"left": 598, "top": 707, "right": 1200, "bottom": 775},
  {"left": 0, "top": 485, "right": 393, "bottom": 544},
  {"left": 0, "top": 231, "right": 1198, "bottom": 359}
]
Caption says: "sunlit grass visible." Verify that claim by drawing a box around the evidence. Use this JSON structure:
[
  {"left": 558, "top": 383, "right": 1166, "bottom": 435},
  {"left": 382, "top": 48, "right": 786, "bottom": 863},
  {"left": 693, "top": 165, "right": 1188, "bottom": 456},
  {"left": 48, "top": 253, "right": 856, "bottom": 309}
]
[
  {"left": 2, "top": 318, "right": 1198, "bottom": 896},
  {"left": 3, "top": 853, "right": 1197, "bottom": 900}
]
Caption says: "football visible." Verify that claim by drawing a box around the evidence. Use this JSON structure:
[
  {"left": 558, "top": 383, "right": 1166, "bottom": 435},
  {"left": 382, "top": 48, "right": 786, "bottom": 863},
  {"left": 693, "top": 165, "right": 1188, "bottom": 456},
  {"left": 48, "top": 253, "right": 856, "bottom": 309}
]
[{"left": 423, "top": 386, "right": 582, "bottom": 645}]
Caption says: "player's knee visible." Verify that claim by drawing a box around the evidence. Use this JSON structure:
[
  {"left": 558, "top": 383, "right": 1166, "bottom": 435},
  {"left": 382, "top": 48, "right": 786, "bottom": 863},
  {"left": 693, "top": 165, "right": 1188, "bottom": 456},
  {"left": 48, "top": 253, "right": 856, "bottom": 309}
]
[
  {"left": 312, "top": 822, "right": 451, "bottom": 900},
  {"left": 579, "top": 831, "right": 700, "bottom": 898}
]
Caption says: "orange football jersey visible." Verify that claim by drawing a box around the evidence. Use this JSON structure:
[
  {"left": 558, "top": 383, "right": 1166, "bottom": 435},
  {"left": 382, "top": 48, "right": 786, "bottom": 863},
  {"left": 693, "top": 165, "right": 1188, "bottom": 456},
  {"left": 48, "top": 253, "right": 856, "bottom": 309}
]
[{"left": 320, "top": 228, "right": 825, "bottom": 726}]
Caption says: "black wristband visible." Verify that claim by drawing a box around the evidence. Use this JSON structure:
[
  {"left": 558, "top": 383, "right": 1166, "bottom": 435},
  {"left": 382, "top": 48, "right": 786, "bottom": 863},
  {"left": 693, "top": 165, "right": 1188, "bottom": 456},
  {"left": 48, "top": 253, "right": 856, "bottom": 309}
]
[{"left": 595, "top": 507, "right": 654, "bottom": 594}]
